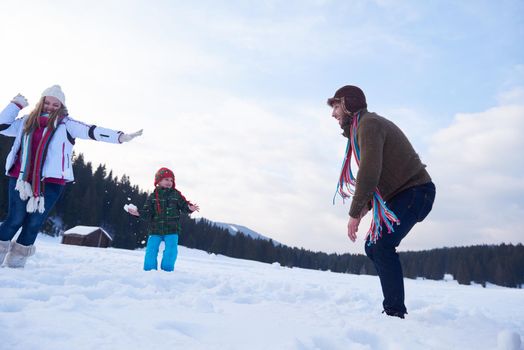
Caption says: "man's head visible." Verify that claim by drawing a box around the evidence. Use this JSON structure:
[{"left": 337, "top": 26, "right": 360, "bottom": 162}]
[
  {"left": 327, "top": 85, "right": 367, "bottom": 112},
  {"left": 327, "top": 85, "right": 367, "bottom": 126}
]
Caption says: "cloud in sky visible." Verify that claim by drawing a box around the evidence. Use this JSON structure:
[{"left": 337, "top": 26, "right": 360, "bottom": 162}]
[
  {"left": 408, "top": 90, "right": 524, "bottom": 250},
  {"left": 0, "top": 0, "right": 523, "bottom": 254}
]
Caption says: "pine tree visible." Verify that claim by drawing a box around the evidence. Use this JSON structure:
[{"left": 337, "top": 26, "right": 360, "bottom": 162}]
[{"left": 0, "top": 141, "right": 523, "bottom": 288}]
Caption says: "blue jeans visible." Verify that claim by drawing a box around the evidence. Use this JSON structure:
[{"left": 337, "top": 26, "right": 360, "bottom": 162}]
[
  {"left": 0, "top": 177, "right": 65, "bottom": 246},
  {"left": 364, "top": 182, "right": 436, "bottom": 315},
  {"left": 143, "top": 234, "right": 179, "bottom": 272}
]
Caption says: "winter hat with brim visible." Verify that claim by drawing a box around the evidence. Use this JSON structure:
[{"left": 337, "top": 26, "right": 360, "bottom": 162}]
[
  {"left": 155, "top": 167, "right": 175, "bottom": 189},
  {"left": 42, "top": 85, "right": 66, "bottom": 107},
  {"left": 327, "top": 85, "right": 367, "bottom": 113}
]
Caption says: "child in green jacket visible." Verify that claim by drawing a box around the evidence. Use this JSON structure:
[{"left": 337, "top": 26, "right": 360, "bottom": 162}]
[{"left": 128, "top": 167, "right": 199, "bottom": 271}]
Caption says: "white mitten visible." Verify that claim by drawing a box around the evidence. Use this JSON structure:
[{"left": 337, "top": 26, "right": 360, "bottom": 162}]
[
  {"left": 11, "top": 94, "right": 28, "bottom": 108},
  {"left": 124, "top": 203, "right": 139, "bottom": 216},
  {"left": 119, "top": 129, "right": 143, "bottom": 143},
  {"left": 123, "top": 203, "right": 137, "bottom": 213}
]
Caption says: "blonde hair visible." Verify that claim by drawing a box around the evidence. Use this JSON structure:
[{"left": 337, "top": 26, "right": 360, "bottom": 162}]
[{"left": 23, "top": 96, "right": 67, "bottom": 133}]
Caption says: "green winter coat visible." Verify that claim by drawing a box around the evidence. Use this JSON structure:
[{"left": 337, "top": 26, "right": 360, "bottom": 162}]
[{"left": 140, "top": 187, "right": 192, "bottom": 235}]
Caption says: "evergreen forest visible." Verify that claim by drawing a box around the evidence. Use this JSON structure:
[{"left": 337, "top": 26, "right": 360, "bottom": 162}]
[{"left": 1, "top": 135, "right": 522, "bottom": 288}]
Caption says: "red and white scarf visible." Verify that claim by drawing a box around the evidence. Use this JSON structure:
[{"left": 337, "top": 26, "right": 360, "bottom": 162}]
[{"left": 15, "top": 116, "right": 62, "bottom": 213}]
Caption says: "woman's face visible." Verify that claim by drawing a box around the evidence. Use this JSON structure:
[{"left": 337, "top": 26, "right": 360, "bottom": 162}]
[{"left": 43, "top": 96, "right": 62, "bottom": 114}]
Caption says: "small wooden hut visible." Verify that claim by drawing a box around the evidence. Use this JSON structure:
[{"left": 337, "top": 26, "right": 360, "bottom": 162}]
[{"left": 62, "top": 226, "right": 112, "bottom": 248}]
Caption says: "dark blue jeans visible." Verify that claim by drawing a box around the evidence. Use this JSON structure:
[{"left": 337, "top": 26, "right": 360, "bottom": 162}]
[
  {"left": 364, "top": 182, "right": 436, "bottom": 315},
  {"left": 0, "top": 177, "right": 65, "bottom": 246}
]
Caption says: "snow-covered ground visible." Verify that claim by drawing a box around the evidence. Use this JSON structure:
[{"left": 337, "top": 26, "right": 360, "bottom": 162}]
[{"left": 1, "top": 235, "right": 522, "bottom": 350}]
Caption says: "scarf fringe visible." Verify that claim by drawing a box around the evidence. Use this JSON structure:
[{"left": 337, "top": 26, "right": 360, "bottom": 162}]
[
  {"left": 15, "top": 179, "right": 33, "bottom": 201},
  {"left": 38, "top": 196, "right": 46, "bottom": 213},
  {"left": 15, "top": 180, "right": 45, "bottom": 213},
  {"left": 365, "top": 192, "right": 399, "bottom": 244},
  {"left": 26, "top": 196, "right": 45, "bottom": 213}
]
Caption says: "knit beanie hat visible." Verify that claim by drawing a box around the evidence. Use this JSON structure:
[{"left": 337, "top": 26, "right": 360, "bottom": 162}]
[
  {"left": 327, "top": 85, "right": 367, "bottom": 113},
  {"left": 154, "top": 167, "right": 175, "bottom": 189},
  {"left": 42, "top": 85, "right": 66, "bottom": 106}
]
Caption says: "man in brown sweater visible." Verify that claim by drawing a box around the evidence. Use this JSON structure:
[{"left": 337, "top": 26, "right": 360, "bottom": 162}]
[{"left": 328, "top": 85, "right": 436, "bottom": 319}]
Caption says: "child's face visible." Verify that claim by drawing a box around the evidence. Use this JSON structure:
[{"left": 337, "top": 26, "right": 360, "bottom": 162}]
[{"left": 158, "top": 177, "right": 174, "bottom": 189}]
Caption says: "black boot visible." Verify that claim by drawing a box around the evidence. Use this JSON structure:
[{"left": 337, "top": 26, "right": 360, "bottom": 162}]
[{"left": 382, "top": 309, "right": 406, "bottom": 319}]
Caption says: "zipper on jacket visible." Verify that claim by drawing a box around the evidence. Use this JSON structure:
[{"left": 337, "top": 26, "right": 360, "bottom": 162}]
[{"left": 62, "top": 143, "right": 65, "bottom": 176}]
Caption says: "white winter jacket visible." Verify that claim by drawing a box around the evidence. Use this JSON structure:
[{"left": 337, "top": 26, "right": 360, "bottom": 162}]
[{"left": 0, "top": 102, "right": 123, "bottom": 182}]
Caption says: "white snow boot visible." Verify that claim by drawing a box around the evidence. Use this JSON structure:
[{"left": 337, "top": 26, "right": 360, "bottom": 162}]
[
  {"left": 4, "top": 241, "right": 36, "bottom": 268},
  {"left": 0, "top": 240, "right": 10, "bottom": 265}
]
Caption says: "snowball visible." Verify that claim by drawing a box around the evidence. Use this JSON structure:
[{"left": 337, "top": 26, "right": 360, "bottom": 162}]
[{"left": 123, "top": 203, "right": 138, "bottom": 212}]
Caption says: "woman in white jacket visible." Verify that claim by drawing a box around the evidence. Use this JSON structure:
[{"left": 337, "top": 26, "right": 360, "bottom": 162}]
[{"left": 0, "top": 85, "right": 142, "bottom": 268}]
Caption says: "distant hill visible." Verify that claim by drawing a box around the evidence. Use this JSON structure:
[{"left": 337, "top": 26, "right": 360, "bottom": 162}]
[
  {"left": 1, "top": 141, "right": 521, "bottom": 289},
  {"left": 202, "top": 219, "right": 281, "bottom": 245}
]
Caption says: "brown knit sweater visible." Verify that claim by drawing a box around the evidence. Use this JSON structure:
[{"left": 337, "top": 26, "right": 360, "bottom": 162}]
[{"left": 343, "top": 109, "right": 432, "bottom": 218}]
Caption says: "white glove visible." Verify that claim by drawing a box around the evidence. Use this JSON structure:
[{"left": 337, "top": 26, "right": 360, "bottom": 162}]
[
  {"left": 124, "top": 203, "right": 139, "bottom": 216},
  {"left": 124, "top": 203, "right": 137, "bottom": 212},
  {"left": 119, "top": 129, "right": 143, "bottom": 143},
  {"left": 11, "top": 94, "right": 28, "bottom": 108}
]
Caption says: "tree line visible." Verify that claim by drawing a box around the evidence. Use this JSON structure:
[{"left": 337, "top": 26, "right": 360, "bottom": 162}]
[{"left": 1, "top": 135, "right": 522, "bottom": 288}]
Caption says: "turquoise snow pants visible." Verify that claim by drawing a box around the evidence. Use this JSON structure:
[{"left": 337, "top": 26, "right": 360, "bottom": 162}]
[{"left": 143, "top": 234, "right": 179, "bottom": 272}]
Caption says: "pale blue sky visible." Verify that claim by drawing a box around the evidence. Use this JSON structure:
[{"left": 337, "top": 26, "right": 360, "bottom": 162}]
[{"left": 1, "top": 0, "right": 523, "bottom": 253}]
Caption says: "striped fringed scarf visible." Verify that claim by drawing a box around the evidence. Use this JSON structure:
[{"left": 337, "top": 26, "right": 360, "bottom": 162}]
[
  {"left": 333, "top": 112, "right": 400, "bottom": 244},
  {"left": 15, "top": 116, "right": 62, "bottom": 213}
]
